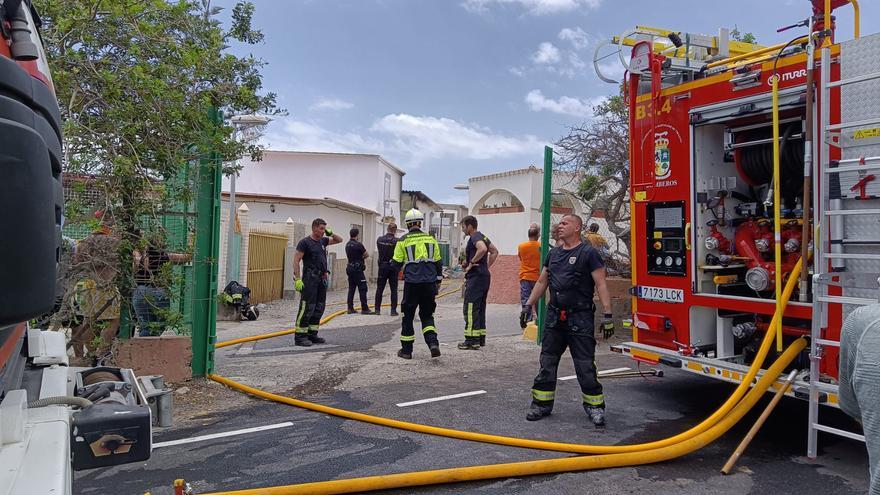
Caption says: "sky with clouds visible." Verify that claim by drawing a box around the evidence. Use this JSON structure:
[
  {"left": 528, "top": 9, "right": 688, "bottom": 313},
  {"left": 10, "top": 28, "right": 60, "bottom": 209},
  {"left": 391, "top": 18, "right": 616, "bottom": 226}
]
[{"left": 218, "top": 0, "right": 877, "bottom": 205}]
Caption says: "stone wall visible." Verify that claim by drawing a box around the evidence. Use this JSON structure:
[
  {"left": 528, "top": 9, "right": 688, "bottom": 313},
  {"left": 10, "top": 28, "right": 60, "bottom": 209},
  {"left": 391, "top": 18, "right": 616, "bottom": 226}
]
[{"left": 112, "top": 336, "right": 193, "bottom": 383}]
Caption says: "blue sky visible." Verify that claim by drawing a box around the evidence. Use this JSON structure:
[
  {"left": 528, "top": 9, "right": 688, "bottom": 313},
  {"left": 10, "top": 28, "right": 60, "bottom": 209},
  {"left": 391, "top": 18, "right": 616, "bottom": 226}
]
[{"left": 219, "top": 0, "right": 877, "bottom": 205}]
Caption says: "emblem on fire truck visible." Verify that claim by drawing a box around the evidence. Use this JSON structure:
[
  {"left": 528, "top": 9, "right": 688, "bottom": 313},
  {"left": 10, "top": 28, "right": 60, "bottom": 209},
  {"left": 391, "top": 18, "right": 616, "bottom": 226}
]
[{"left": 654, "top": 132, "right": 671, "bottom": 180}]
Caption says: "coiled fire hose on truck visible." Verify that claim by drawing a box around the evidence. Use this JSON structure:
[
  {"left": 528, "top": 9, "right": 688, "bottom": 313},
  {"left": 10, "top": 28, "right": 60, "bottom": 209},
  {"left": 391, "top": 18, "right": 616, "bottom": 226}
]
[{"left": 198, "top": 262, "right": 804, "bottom": 493}]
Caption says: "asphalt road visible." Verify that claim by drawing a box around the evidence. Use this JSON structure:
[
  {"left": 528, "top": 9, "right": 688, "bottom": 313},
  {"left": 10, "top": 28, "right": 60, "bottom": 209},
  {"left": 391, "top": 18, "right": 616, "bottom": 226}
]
[{"left": 74, "top": 312, "right": 869, "bottom": 495}]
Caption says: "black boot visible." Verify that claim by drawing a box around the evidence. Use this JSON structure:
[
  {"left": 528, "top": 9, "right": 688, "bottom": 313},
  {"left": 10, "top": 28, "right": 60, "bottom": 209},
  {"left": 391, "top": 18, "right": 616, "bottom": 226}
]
[
  {"left": 457, "top": 338, "right": 480, "bottom": 350},
  {"left": 308, "top": 331, "right": 325, "bottom": 344},
  {"left": 347, "top": 308, "right": 357, "bottom": 314},
  {"left": 584, "top": 404, "right": 606, "bottom": 427},
  {"left": 294, "top": 334, "right": 313, "bottom": 347},
  {"left": 479, "top": 335, "right": 486, "bottom": 347},
  {"left": 374, "top": 309, "right": 381, "bottom": 315},
  {"left": 526, "top": 402, "right": 553, "bottom": 421},
  {"left": 397, "top": 349, "right": 412, "bottom": 359},
  {"left": 390, "top": 308, "right": 399, "bottom": 316},
  {"left": 361, "top": 308, "right": 374, "bottom": 315}
]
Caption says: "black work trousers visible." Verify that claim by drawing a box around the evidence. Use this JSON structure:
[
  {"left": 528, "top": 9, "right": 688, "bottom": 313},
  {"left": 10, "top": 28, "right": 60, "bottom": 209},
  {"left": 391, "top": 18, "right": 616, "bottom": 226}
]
[
  {"left": 296, "top": 272, "right": 327, "bottom": 334},
  {"left": 375, "top": 263, "right": 398, "bottom": 312},
  {"left": 530, "top": 307, "right": 604, "bottom": 409},
  {"left": 346, "top": 265, "right": 369, "bottom": 312},
  {"left": 463, "top": 274, "right": 490, "bottom": 339},
  {"left": 400, "top": 282, "right": 439, "bottom": 351}
]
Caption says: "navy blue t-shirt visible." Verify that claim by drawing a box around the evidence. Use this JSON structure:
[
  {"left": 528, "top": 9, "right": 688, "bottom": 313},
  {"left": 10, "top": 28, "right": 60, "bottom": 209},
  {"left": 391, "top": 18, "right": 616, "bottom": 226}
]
[
  {"left": 346, "top": 239, "right": 366, "bottom": 267},
  {"left": 297, "top": 235, "right": 330, "bottom": 273},
  {"left": 376, "top": 233, "right": 398, "bottom": 264},
  {"left": 544, "top": 242, "right": 604, "bottom": 308},
  {"left": 465, "top": 230, "right": 492, "bottom": 278}
]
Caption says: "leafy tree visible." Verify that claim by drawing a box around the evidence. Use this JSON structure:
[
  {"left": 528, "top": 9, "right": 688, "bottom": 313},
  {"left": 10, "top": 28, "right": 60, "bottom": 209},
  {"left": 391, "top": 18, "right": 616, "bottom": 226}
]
[
  {"left": 554, "top": 95, "right": 631, "bottom": 262},
  {"left": 35, "top": 0, "right": 280, "bottom": 338},
  {"left": 730, "top": 25, "right": 758, "bottom": 45}
]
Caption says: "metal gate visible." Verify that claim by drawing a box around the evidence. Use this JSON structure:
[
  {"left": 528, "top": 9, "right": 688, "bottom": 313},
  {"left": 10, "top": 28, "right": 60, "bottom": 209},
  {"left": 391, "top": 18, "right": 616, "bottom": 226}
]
[{"left": 247, "top": 230, "right": 287, "bottom": 304}]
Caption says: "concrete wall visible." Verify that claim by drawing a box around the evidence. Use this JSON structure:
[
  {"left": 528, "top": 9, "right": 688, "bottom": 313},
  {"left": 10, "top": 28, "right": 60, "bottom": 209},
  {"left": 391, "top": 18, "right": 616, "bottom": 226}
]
[{"left": 470, "top": 211, "right": 532, "bottom": 256}]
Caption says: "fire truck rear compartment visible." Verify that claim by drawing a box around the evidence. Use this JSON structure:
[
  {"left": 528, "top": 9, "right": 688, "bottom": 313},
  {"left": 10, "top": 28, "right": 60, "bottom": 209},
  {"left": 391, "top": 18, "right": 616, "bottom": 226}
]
[{"left": 690, "top": 99, "right": 811, "bottom": 363}]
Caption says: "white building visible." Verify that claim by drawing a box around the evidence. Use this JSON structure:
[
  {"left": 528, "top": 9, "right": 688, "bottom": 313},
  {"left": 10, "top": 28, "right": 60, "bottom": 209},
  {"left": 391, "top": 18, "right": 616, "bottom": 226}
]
[
  {"left": 224, "top": 150, "right": 405, "bottom": 226},
  {"left": 466, "top": 166, "right": 628, "bottom": 257},
  {"left": 221, "top": 194, "right": 378, "bottom": 258},
  {"left": 223, "top": 150, "right": 405, "bottom": 249},
  {"left": 401, "top": 190, "right": 444, "bottom": 232},
  {"left": 219, "top": 150, "right": 406, "bottom": 290}
]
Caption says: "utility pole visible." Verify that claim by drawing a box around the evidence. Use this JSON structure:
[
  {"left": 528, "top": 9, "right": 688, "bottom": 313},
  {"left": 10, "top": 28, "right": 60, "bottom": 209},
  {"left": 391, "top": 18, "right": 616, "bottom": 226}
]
[{"left": 225, "top": 114, "right": 270, "bottom": 285}]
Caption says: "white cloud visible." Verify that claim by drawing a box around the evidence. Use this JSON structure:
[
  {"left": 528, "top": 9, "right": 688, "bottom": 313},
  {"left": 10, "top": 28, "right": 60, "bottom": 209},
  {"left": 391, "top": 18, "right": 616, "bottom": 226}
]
[
  {"left": 571, "top": 53, "right": 586, "bottom": 68},
  {"left": 463, "top": 0, "right": 602, "bottom": 15},
  {"left": 436, "top": 194, "right": 469, "bottom": 206},
  {"left": 372, "top": 114, "right": 543, "bottom": 163},
  {"left": 525, "top": 90, "right": 605, "bottom": 118},
  {"left": 558, "top": 27, "right": 589, "bottom": 50},
  {"left": 263, "top": 115, "right": 544, "bottom": 167},
  {"left": 532, "top": 42, "right": 561, "bottom": 64},
  {"left": 263, "top": 120, "right": 385, "bottom": 154},
  {"left": 594, "top": 56, "right": 628, "bottom": 83},
  {"left": 309, "top": 97, "right": 354, "bottom": 111}
]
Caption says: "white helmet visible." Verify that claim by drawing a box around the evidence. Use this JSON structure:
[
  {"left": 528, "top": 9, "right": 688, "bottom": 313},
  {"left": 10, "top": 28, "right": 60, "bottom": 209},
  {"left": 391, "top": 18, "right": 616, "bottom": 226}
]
[{"left": 404, "top": 208, "right": 425, "bottom": 227}]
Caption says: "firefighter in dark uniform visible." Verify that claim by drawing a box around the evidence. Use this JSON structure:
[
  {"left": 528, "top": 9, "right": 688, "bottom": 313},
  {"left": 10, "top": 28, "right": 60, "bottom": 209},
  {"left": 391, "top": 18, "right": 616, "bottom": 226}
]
[
  {"left": 391, "top": 209, "right": 442, "bottom": 359},
  {"left": 374, "top": 222, "right": 399, "bottom": 316},
  {"left": 459, "top": 215, "right": 498, "bottom": 350},
  {"left": 345, "top": 227, "right": 373, "bottom": 314},
  {"left": 293, "top": 218, "right": 343, "bottom": 346},
  {"left": 522, "top": 213, "right": 616, "bottom": 426}
]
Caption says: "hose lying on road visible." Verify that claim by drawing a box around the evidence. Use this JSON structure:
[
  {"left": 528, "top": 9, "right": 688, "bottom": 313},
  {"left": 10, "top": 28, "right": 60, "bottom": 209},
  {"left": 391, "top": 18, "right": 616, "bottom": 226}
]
[
  {"left": 209, "top": 258, "right": 803, "bottom": 455},
  {"left": 194, "top": 263, "right": 803, "bottom": 494},
  {"left": 203, "top": 339, "right": 807, "bottom": 495},
  {"left": 214, "top": 284, "right": 463, "bottom": 350}
]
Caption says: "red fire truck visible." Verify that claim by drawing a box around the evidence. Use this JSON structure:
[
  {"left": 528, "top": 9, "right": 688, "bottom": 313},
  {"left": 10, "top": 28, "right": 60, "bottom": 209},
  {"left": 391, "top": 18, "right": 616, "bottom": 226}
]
[{"left": 595, "top": 0, "right": 874, "bottom": 456}]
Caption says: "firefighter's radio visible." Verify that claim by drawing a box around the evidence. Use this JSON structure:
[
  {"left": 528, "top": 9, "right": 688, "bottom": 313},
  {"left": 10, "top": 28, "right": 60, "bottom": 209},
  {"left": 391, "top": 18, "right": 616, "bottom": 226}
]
[{"left": 647, "top": 201, "right": 686, "bottom": 276}]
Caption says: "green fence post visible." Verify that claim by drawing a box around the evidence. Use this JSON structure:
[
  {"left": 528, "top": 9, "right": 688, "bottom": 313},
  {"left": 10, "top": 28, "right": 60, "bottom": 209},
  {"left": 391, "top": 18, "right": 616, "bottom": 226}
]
[
  {"left": 191, "top": 107, "right": 223, "bottom": 376},
  {"left": 537, "top": 145, "right": 553, "bottom": 344}
]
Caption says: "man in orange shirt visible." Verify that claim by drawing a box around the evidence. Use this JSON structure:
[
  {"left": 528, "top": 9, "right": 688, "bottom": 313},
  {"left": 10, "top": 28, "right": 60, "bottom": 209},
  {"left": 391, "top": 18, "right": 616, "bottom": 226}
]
[{"left": 517, "top": 223, "right": 541, "bottom": 327}]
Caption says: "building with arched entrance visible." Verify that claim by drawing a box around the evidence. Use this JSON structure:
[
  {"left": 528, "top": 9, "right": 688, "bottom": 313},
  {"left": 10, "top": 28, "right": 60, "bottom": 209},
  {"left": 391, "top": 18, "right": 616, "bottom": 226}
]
[{"left": 465, "top": 166, "right": 628, "bottom": 303}]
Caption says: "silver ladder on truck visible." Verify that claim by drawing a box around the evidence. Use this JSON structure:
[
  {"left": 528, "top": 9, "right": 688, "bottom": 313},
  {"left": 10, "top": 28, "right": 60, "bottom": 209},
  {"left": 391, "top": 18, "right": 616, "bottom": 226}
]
[{"left": 808, "top": 34, "right": 880, "bottom": 457}]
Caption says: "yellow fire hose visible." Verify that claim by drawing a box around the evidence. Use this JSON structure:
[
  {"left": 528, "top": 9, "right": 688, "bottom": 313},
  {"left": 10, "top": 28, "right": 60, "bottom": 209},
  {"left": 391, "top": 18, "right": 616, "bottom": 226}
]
[
  {"left": 208, "top": 259, "right": 803, "bottom": 457},
  {"left": 214, "top": 284, "right": 464, "bottom": 350},
  {"left": 202, "top": 339, "right": 806, "bottom": 495},
  {"left": 190, "top": 263, "right": 803, "bottom": 493}
]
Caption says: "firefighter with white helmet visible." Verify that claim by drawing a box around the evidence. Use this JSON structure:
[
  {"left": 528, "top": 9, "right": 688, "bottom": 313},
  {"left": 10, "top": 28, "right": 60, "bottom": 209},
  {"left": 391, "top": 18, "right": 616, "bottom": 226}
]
[{"left": 390, "top": 208, "right": 443, "bottom": 359}]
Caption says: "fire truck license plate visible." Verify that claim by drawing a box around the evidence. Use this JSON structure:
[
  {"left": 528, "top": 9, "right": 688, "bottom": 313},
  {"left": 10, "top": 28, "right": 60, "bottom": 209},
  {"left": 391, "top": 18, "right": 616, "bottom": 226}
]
[{"left": 637, "top": 286, "right": 684, "bottom": 303}]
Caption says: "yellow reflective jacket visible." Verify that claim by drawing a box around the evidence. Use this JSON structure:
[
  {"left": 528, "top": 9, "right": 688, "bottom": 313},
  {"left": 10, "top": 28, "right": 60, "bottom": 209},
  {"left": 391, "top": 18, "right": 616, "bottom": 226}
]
[{"left": 392, "top": 229, "right": 443, "bottom": 283}]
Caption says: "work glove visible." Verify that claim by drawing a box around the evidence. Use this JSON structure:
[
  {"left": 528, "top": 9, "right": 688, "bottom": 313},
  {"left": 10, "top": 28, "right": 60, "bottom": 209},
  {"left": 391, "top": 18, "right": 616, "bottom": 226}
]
[
  {"left": 324, "top": 227, "right": 334, "bottom": 237},
  {"left": 601, "top": 314, "right": 615, "bottom": 340},
  {"left": 294, "top": 278, "right": 304, "bottom": 292},
  {"left": 519, "top": 308, "right": 529, "bottom": 329}
]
